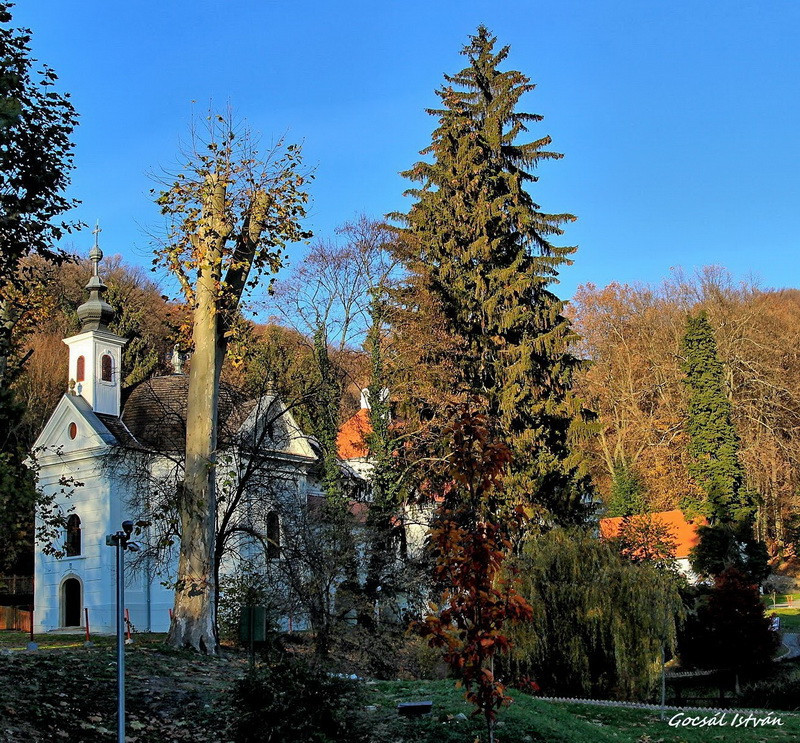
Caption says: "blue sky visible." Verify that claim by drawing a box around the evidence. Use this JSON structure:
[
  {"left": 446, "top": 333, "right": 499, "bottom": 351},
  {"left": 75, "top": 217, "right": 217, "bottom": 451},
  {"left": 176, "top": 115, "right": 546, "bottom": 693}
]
[{"left": 15, "top": 0, "right": 800, "bottom": 301}]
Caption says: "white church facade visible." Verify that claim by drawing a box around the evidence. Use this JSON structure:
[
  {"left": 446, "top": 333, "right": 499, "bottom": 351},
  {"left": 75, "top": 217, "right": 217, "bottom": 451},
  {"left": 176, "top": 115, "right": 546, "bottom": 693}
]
[{"left": 32, "top": 241, "right": 329, "bottom": 634}]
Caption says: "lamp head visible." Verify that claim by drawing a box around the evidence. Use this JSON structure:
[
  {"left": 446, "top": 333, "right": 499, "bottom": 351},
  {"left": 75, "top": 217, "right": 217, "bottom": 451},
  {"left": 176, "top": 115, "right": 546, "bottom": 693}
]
[{"left": 122, "top": 520, "right": 134, "bottom": 536}]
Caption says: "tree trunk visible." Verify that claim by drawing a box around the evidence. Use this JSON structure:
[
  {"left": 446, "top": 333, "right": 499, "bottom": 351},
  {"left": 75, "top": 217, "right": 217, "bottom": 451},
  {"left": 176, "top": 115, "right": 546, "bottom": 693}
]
[
  {"left": 168, "top": 262, "right": 221, "bottom": 654},
  {"left": 0, "top": 296, "right": 15, "bottom": 388}
]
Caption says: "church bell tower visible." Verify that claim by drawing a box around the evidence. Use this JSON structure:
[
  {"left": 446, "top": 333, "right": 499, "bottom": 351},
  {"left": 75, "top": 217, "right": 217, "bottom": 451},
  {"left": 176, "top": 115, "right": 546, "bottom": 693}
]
[{"left": 62, "top": 225, "right": 127, "bottom": 416}]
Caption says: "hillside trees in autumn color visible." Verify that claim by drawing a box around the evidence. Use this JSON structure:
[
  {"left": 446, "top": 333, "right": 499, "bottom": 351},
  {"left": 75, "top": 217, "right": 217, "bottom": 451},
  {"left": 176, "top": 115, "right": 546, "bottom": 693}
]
[
  {"left": 572, "top": 269, "right": 800, "bottom": 552},
  {"left": 11, "top": 255, "right": 179, "bottom": 447},
  {"left": 1, "top": 254, "right": 178, "bottom": 571}
]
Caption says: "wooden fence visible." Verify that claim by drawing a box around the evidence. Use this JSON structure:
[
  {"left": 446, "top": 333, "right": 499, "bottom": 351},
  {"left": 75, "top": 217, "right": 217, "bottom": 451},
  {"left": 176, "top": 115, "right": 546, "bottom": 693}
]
[{"left": 0, "top": 605, "right": 33, "bottom": 633}]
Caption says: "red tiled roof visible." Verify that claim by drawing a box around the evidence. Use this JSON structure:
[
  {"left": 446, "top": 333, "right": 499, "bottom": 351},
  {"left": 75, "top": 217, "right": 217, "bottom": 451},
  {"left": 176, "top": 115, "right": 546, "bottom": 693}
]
[
  {"left": 599, "top": 509, "right": 707, "bottom": 559},
  {"left": 337, "top": 408, "right": 371, "bottom": 460}
]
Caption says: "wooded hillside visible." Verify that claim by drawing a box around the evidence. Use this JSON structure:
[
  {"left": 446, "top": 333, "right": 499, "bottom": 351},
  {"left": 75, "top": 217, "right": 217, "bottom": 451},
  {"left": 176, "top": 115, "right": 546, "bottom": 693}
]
[{"left": 572, "top": 268, "right": 800, "bottom": 551}]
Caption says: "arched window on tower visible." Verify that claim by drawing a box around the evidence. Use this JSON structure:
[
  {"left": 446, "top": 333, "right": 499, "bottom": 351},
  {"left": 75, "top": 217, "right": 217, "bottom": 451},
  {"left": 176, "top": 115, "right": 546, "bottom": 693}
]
[
  {"left": 266, "top": 511, "right": 280, "bottom": 559},
  {"left": 76, "top": 356, "right": 85, "bottom": 382},
  {"left": 65, "top": 514, "right": 81, "bottom": 557},
  {"left": 101, "top": 354, "right": 113, "bottom": 382}
]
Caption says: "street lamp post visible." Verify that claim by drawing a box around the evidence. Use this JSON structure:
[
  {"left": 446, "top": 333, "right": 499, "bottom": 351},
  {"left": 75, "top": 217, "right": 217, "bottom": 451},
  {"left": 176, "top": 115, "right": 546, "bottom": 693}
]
[{"left": 106, "top": 520, "right": 140, "bottom": 743}]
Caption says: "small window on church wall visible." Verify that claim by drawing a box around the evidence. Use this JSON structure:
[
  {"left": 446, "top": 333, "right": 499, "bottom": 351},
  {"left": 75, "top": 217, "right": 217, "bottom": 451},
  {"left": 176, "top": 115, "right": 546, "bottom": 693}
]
[
  {"left": 68, "top": 422, "right": 77, "bottom": 440},
  {"left": 76, "top": 356, "right": 85, "bottom": 382},
  {"left": 101, "top": 354, "right": 113, "bottom": 382},
  {"left": 65, "top": 514, "right": 81, "bottom": 557},
  {"left": 266, "top": 511, "right": 280, "bottom": 559}
]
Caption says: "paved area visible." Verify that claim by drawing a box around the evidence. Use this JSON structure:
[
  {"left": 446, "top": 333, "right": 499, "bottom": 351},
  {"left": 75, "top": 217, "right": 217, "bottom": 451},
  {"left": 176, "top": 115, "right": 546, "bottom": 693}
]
[{"left": 780, "top": 632, "right": 800, "bottom": 660}]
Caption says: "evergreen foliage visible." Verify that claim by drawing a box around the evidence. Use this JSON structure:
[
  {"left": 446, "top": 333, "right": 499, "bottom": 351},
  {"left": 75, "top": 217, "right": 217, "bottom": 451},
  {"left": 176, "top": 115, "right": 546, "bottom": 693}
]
[
  {"left": 681, "top": 311, "right": 751, "bottom": 521},
  {"left": 361, "top": 294, "right": 404, "bottom": 615},
  {"left": 0, "top": 0, "right": 79, "bottom": 438},
  {"left": 0, "top": 386, "right": 37, "bottom": 570},
  {"left": 689, "top": 521, "right": 770, "bottom": 583},
  {"left": 391, "top": 26, "right": 593, "bottom": 522},
  {"left": 311, "top": 325, "right": 344, "bottom": 502},
  {"left": 607, "top": 460, "right": 646, "bottom": 517},
  {"left": 678, "top": 568, "right": 779, "bottom": 671},
  {"left": 0, "top": 2, "right": 79, "bottom": 287}
]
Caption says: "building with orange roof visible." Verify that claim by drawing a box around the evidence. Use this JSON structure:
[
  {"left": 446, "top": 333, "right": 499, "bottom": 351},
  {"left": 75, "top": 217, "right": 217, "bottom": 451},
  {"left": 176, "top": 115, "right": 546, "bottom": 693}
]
[
  {"left": 599, "top": 509, "right": 707, "bottom": 581},
  {"left": 337, "top": 407, "right": 371, "bottom": 460},
  {"left": 336, "top": 390, "right": 434, "bottom": 557},
  {"left": 336, "top": 389, "right": 380, "bottom": 481}
]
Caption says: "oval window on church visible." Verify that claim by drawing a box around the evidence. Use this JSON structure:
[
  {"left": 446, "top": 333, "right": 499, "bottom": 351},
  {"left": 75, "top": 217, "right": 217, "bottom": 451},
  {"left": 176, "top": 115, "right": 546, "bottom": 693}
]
[
  {"left": 68, "top": 422, "right": 77, "bottom": 440},
  {"left": 76, "top": 356, "right": 85, "bottom": 382},
  {"left": 101, "top": 354, "right": 113, "bottom": 382}
]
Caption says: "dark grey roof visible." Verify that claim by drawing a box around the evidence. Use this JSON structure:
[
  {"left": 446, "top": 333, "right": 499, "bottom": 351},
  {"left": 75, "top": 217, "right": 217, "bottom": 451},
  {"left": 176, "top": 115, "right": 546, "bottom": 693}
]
[
  {"left": 77, "top": 243, "right": 116, "bottom": 331},
  {"left": 95, "top": 413, "right": 142, "bottom": 450},
  {"left": 120, "top": 375, "right": 243, "bottom": 452}
]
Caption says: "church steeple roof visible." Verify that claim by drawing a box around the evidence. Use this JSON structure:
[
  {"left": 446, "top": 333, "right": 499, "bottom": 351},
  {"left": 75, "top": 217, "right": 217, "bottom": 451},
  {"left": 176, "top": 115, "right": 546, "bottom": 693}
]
[{"left": 76, "top": 223, "right": 115, "bottom": 331}]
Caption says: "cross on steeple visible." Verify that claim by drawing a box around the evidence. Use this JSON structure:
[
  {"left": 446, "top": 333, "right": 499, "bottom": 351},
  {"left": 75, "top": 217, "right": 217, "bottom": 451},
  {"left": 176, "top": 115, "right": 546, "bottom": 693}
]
[
  {"left": 77, "top": 221, "right": 113, "bottom": 330},
  {"left": 89, "top": 222, "right": 103, "bottom": 276}
]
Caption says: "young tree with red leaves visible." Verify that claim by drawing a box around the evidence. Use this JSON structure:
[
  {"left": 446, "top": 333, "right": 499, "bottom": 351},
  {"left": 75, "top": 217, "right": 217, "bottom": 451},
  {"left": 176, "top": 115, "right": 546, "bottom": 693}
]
[{"left": 416, "top": 409, "right": 532, "bottom": 743}]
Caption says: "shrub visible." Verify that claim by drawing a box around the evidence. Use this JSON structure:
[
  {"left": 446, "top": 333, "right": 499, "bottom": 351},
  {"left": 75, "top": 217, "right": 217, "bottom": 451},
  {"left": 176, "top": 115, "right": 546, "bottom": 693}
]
[
  {"left": 217, "top": 567, "right": 279, "bottom": 646},
  {"left": 678, "top": 567, "right": 780, "bottom": 670},
  {"left": 231, "top": 654, "right": 366, "bottom": 743},
  {"left": 739, "top": 665, "right": 800, "bottom": 711}
]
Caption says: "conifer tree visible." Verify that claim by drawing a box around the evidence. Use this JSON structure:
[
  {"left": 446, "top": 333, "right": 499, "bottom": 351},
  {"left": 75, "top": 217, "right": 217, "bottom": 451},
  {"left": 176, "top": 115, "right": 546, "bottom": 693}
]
[
  {"left": 392, "top": 26, "right": 592, "bottom": 521},
  {"left": 681, "top": 311, "right": 752, "bottom": 522},
  {"left": 361, "top": 294, "right": 403, "bottom": 619},
  {"left": 311, "top": 324, "right": 344, "bottom": 502},
  {"left": 607, "top": 460, "right": 646, "bottom": 517}
]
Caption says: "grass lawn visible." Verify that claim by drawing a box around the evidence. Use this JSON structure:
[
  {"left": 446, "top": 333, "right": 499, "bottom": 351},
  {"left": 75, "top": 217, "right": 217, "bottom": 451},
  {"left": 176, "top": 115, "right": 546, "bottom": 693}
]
[
  {"left": 1, "top": 634, "right": 799, "bottom": 742},
  {"left": 365, "top": 680, "right": 800, "bottom": 743},
  {"left": 0, "top": 629, "right": 119, "bottom": 650},
  {"left": 771, "top": 608, "right": 800, "bottom": 632}
]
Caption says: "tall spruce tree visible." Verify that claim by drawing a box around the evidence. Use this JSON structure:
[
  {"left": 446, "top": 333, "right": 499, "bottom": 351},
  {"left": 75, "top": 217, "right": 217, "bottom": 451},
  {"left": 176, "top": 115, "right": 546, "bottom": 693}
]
[
  {"left": 392, "top": 26, "right": 592, "bottom": 521},
  {"left": 607, "top": 460, "right": 647, "bottom": 517},
  {"left": 681, "top": 311, "right": 752, "bottom": 522}
]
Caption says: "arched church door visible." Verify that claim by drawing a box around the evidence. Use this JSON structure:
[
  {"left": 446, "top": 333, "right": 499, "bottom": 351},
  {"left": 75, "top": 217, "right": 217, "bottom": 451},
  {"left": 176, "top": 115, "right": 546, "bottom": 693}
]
[{"left": 62, "top": 578, "right": 81, "bottom": 627}]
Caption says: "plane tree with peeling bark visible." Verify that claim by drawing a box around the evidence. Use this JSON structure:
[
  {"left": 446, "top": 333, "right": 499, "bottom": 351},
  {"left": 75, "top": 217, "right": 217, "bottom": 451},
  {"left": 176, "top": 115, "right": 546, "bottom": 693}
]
[{"left": 153, "top": 114, "right": 311, "bottom": 653}]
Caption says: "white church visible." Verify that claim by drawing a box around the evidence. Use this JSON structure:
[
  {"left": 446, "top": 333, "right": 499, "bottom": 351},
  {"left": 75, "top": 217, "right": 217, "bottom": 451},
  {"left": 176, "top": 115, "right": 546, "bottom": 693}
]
[{"left": 32, "top": 241, "right": 339, "bottom": 634}]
